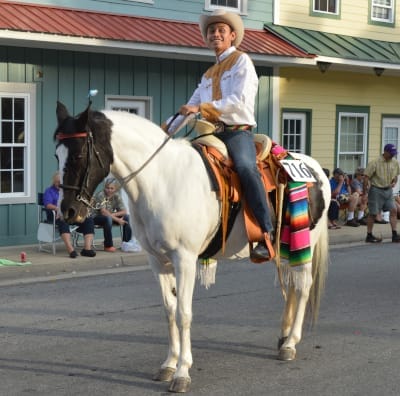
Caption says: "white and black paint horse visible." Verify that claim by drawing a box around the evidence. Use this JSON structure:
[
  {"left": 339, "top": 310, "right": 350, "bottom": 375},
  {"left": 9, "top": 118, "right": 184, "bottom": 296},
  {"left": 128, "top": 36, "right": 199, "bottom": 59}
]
[{"left": 54, "top": 102, "right": 330, "bottom": 393}]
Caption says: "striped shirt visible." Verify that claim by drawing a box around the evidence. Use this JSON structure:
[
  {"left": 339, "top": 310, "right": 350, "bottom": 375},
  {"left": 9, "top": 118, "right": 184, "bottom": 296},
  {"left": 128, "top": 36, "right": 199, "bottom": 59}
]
[{"left": 364, "top": 156, "right": 400, "bottom": 188}]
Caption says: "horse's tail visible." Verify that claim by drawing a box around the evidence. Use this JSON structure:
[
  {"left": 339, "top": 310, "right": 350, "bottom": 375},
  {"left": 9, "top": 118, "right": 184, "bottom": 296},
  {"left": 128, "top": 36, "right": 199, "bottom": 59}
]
[{"left": 309, "top": 213, "right": 329, "bottom": 325}]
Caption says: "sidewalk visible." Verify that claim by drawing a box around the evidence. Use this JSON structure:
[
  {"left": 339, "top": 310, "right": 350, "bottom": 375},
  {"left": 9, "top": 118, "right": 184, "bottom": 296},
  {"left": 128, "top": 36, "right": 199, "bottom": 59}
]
[
  {"left": 328, "top": 220, "right": 394, "bottom": 246},
  {"left": 0, "top": 222, "right": 396, "bottom": 284},
  {"left": 0, "top": 238, "right": 147, "bottom": 284}
]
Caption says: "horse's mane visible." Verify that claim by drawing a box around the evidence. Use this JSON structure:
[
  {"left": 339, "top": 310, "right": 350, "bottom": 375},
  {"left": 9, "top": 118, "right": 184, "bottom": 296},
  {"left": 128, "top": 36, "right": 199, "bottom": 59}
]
[
  {"left": 88, "top": 110, "right": 113, "bottom": 143},
  {"left": 88, "top": 110, "right": 114, "bottom": 163}
]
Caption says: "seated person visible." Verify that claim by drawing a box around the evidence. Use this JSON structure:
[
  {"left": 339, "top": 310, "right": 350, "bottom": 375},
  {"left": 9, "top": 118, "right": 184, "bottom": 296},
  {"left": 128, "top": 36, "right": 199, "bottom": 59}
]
[
  {"left": 330, "top": 168, "right": 360, "bottom": 227},
  {"left": 395, "top": 194, "right": 400, "bottom": 219},
  {"left": 325, "top": 169, "right": 340, "bottom": 229},
  {"left": 328, "top": 199, "right": 341, "bottom": 230},
  {"left": 350, "top": 167, "right": 368, "bottom": 225},
  {"left": 43, "top": 172, "right": 96, "bottom": 258},
  {"left": 375, "top": 211, "right": 390, "bottom": 224},
  {"left": 92, "top": 178, "right": 136, "bottom": 252}
]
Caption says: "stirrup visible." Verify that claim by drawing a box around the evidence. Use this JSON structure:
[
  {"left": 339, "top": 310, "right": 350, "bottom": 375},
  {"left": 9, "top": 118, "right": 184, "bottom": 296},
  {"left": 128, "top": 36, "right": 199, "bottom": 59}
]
[{"left": 263, "top": 232, "right": 276, "bottom": 260}]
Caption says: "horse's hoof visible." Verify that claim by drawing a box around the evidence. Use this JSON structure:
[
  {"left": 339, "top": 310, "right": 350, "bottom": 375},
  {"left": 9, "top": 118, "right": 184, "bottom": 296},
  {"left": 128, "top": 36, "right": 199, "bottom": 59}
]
[
  {"left": 277, "top": 336, "right": 288, "bottom": 350},
  {"left": 168, "top": 377, "right": 191, "bottom": 393},
  {"left": 278, "top": 347, "right": 296, "bottom": 361},
  {"left": 153, "top": 367, "right": 176, "bottom": 382}
]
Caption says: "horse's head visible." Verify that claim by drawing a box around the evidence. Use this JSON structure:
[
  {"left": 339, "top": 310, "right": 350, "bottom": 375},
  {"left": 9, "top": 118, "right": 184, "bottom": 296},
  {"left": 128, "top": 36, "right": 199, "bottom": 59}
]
[{"left": 54, "top": 101, "right": 113, "bottom": 224}]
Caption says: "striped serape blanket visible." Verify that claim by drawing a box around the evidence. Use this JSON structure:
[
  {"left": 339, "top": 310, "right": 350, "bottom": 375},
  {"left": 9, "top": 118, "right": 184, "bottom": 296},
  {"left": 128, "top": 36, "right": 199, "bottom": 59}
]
[{"left": 280, "top": 181, "right": 311, "bottom": 267}]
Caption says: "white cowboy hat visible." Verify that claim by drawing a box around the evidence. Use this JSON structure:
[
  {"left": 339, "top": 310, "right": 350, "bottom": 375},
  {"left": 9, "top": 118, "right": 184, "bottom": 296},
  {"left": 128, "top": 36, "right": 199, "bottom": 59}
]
[{"left": 199, "top": 9, "right": 244, "bottom": 48}]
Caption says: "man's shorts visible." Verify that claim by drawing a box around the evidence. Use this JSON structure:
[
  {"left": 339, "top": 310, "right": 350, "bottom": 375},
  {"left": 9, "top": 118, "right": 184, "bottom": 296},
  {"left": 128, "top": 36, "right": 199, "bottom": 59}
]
[{"left": 367, "top": 185, "right": 395, "bottom": 215}]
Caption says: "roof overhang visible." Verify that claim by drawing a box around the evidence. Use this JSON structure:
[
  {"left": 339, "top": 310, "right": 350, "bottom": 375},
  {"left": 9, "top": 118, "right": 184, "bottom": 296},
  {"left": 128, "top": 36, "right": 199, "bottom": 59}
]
[
  {"left": 0, "top": 30, "right": 316, "bottom": 67},
  {"left": 264, "top": 23, "right": 400, "bottom": 75},
  {"left": 0, "top": 1, "right": 314, "bottom": 68}
]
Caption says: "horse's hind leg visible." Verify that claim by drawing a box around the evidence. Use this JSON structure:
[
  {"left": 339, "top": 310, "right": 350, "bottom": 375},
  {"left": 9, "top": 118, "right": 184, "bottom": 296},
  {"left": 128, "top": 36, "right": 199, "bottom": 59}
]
[
  {"left": 148, "top": 257, "right": 180, "bottom": 382},
  {"left": 278, "top": 263, "right": 312, "bottom": 361}
]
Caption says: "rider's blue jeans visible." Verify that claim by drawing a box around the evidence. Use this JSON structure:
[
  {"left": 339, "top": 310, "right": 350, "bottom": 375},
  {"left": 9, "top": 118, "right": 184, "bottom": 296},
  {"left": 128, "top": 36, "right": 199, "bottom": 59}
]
[{"left": 216, "top": 129, "right": 273, "bottom": 234}]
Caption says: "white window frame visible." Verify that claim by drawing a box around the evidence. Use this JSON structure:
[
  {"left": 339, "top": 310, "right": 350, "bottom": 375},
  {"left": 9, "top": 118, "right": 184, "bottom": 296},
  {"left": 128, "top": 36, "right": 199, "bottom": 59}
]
[
  {"left": 105, "top": 95, "right": 152, "bottom": 120},
  {"left": 371, "top": 0, "right": 394, "bottom": 24},
  {"left": 104, "top": 95, "right": 152, "bottom": 212},
  {"left": 382, "top": 116, "right": 400, "bottom": 193},
  {"left": 282, "top": 112, "right": 306, "bottom": 153},
  {"left": 313, "top": 0, "right": 340, "bottom": 15},
  {"left": 125, "top": 0, "right": 154, "bottom": 4},
  {"left": 205, "top": 0, "right": 247, "bottom": 14},
  {"left": 0, "top": 83, "right": 36, "bottom": 204},
  {"left": 337, "top": 112, "right": 367, "bottom": 173}
]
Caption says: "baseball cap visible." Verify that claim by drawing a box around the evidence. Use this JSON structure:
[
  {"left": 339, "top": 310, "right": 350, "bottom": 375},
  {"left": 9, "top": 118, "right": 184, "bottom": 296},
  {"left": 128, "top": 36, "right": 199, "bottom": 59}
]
[
  {"left": 384, "top": 143, "right": 397, "bottom": 156},
  {"left": 333, "top": 168, "right": 344, "bottom": 175}
]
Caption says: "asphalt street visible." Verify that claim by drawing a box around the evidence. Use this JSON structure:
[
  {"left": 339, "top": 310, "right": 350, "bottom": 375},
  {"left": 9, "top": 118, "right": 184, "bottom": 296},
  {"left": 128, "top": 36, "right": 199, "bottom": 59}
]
[{"left": 0, "top": 242, "right": 398, "bottom": 395}]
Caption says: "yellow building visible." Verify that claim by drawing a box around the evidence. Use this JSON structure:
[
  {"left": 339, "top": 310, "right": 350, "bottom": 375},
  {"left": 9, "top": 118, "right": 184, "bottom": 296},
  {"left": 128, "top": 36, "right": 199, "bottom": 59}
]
[{"left": 271, "top": 0, "right": 400, "bottom": 177}]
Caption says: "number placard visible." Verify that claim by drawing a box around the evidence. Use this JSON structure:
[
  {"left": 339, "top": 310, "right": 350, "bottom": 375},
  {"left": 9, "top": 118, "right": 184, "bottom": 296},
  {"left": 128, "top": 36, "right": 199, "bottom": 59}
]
[{"left": 280, "top": 159, "right": 316, "bottom": 182}]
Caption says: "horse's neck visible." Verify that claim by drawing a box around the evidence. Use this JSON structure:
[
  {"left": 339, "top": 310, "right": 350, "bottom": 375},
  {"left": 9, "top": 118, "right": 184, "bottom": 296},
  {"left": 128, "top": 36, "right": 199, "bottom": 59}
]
[
  {"left": 104, "top": 111, "right": 222, "bottom": 251},
  {"left": 110, "top": 128, "right": 192, "bottom": 206},
  {"left": 106, "top": 111, "right": 170, "bottom": 192}
]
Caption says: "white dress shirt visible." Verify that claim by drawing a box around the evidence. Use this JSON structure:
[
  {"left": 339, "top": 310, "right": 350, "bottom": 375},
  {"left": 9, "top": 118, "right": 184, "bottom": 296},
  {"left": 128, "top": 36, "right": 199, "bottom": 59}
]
[{"left": 188, "top": 46, "right": 259, "bottom": 126}]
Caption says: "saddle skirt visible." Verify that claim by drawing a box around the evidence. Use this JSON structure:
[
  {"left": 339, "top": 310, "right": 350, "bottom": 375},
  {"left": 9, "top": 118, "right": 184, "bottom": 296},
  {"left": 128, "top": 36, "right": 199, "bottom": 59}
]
[{"left": 190, "top": 120, "right": 281, "bottom": 263}]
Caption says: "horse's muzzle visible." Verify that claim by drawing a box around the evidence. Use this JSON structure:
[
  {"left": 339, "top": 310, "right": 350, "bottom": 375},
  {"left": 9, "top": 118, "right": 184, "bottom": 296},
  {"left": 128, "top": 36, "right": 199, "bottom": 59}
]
[{"left": 61, "top": 202, "right": 88, "bottom": 224}]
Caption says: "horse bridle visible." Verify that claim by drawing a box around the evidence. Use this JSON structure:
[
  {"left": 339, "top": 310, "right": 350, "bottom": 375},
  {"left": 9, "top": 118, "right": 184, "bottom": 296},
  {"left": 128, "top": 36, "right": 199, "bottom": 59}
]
[
  {"left": 56, "top": 113, "right": 194, "bottom": 207},
  {"left": 56, "top": 130, "right": 108, "bottom": 209}
]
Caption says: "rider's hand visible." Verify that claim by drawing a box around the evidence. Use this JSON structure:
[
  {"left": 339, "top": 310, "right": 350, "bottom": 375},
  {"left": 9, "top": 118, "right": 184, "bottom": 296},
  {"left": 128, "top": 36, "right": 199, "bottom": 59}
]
[{"left": 179, "top": 104, "right": 199, "bottom": 116}]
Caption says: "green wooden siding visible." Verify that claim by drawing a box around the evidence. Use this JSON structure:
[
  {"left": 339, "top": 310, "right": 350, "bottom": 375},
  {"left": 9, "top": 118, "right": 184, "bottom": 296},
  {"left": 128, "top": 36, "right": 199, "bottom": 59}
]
[{"left": 0, "top": 46, "right": 273, "bottom": 246}]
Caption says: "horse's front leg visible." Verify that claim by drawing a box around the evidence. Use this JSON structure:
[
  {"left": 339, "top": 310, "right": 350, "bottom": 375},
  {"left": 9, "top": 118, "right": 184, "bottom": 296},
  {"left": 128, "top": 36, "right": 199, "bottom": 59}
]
[
  {"left": 278, "top": 284, "right": 297, "bottom": 349},
  {"left": 168, "top": 250, "right": 197, "bottom": 393},
  {"left": 278, "top": 263, "right": 313, "bottom": 361},
  {"left": 148, "top": 256, "right": 180, "bottom": 383}
]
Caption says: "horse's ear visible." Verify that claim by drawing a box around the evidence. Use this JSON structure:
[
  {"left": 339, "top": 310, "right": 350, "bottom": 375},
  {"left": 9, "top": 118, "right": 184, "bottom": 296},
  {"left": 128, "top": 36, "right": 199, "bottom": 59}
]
[
  {"left": 56, "top": 101, "right": 70, "bottom": 124},
  {"left": 76, "top": 102, "right": 91, "bottom": 131}
]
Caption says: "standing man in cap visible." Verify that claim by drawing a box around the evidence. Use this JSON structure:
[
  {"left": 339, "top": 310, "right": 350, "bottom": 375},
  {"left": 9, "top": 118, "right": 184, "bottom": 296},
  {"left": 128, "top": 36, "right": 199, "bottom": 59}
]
[
  {"left": 176, "top": 9, "right": 274, "bottom": 261},
  {"left": 363, "top": 143, "right": 400, "bottom": 243}
]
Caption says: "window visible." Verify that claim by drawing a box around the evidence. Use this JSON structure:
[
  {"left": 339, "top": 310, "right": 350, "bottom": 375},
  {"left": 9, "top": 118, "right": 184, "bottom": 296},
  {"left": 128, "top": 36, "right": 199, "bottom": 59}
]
[
  {"left": 336, "top": 108, "right": 368, "bottom": 174},
  {"left": 105, "top": 95, "right": 152, "bottom": 119},
  {"left": 382, "top": 116, "right": 400, "bottom": 192},
  {"left": 0, "top": 83, "right": 36, "bottom": 204},
  {"left": 205, "top": 0, "right": 247, "bottom": 14},
  {"left": 282, "top": 113, "right": 306, "bottom": 153},
  {"left": 371, "top": 0, "right": 394, "bottom": 24},
  {"left": 313, "top": 0, "right": 339, "bottom": 14}
]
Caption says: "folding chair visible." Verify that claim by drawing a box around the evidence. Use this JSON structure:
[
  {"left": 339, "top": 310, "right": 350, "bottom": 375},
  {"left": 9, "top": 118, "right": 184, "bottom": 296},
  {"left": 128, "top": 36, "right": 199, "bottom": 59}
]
[
  {"left": 37, "top": 192, "right": 78, "bottom": 254},
  {"left": 37, "top": 192, "right": 59, "bottom": 255}
]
